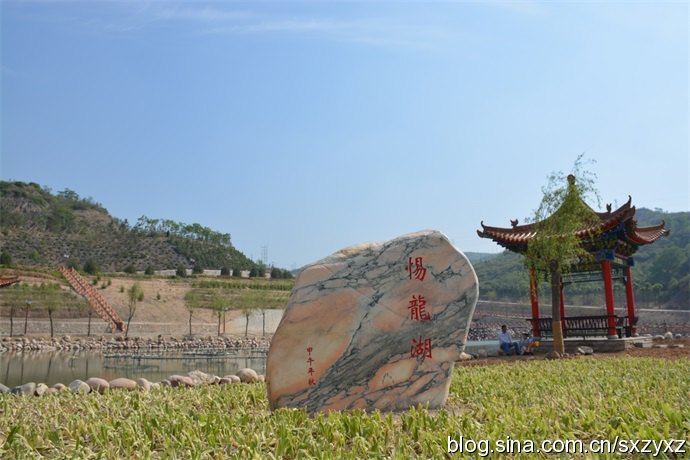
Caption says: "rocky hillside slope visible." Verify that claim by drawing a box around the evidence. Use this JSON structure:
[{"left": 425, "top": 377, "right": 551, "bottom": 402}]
[{"left": 0, "top": 181, "right": 257, "bottom": 272}]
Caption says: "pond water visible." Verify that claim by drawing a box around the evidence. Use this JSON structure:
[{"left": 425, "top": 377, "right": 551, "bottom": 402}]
[
  {"left": 1, "top": 340, "right": 501, "bottom": 388},
  {"left": 0, "top": 349, "right": 267, "bottom": 387}
]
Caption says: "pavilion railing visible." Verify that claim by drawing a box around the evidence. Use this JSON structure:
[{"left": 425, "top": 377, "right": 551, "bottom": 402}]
[{"left": 528, "top": 315, "right": 638, "bottom": 339}]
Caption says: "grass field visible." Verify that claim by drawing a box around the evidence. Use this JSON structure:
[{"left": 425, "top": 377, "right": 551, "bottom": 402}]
[{"left": 1, "top": 356, "right": 688, "bottom": 458}]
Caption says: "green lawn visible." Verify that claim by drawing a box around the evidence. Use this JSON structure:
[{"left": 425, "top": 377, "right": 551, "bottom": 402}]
[{"left": 1, "top": 357, "right": 688, "bottom": 458}]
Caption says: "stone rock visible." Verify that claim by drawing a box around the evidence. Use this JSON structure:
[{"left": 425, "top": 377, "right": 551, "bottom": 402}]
[
  {"left": 52, "top": 383, "right": 67, "bottom": 392},
  {"left": 664, "top": 332, "right": 674, "bottom": 340},
  {"left": 160, "top": 379, "right": 171, "bottom": 387},
  {"left": 675, "top": 334, "right": 682, "bottom": 339},
  {"left": 222, "top": 375, "right": 241, "bottom": 383},
  {"left": 86, "top": 377, "right": 110, "bottom": 394},
  {"left": 0, "top": 383, "right": 9, "bottom": 394},
  {"left": 45, "top": 388, "right": 58, "bottom": 395},
  {"left": 212, "top": 376, "right": 221, "bottom": 385},
  {"left": 109, "top": 378, "right": 137, "bottom": 391},
  {"left": 476, "top": 349, "right": 488, "bottom": 359},
  {"left": 237, "top": 368, "right": 259, "bottom": 383},
  {"left": 187, "top": 370, "right": 214, "bottom": 385},
  {"left": 69, "top": 380, "right": 91, "bottom": 394},
  {"left": 136, "top": 378, "right": 151, "bottom": 392},
  {"left": 150, "top": 382, "right": 161, "bottom": 390},
  {"left": 12, "top": 382, "right": 36, "bottom": 396},
  {"left": 546, "top": 351, "right": 561, "bottom": 360},
  {"left": 169, "top": 375, "right": 196, "bottom": 387},
  {"left": 653, "top": 335, "right": 665, "bottom": 341},
  {"left": 669, "top": 344, "right": 685, "bottom": 349},
  {"left": 653, "top": 344, "right": 668, "bottom": 349},
  {"left": 219, "top": 377, "right": 234, "bottom": 385},
  {"left": 457, "top": 352, "right": 473, "bottom": 361},
  {"left": 266, "top": 230, "right": 478, "bottom": 412},
  {"left": 577, "top": 346, "right": 594, "bottom": 356},
  {"left": 35, "top": 383, "right": 49, "bottom": 396}
]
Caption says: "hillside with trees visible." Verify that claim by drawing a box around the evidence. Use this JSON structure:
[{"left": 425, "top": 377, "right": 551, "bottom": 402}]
[
  {"left": 474, "top": 208, "right": 690, "bottom": 309},
  {"left": 0, "top": 181, "right": 261, "bottom": 273}
]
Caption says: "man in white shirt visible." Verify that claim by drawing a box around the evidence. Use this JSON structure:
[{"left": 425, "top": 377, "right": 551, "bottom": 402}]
[{"left": 499, "top": 324, "right": 520, "bottom": 355}]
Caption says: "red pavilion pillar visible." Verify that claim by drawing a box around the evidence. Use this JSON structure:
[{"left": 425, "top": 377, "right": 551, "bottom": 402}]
[
  {"left": 529, "top": 267, "right": 540, "bottom": 337},
  {"left": 624, "top": 264, "right": 637, "bottom": 337},
  {"left": 601, "top": 260, "right": 617, "bottom": 339},
  {"left": 560, "top": 282, "right": 567, "bottom": 336}
]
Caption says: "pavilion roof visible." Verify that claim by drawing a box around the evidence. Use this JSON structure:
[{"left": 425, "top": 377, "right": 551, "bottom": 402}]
[{"left": 477, "top": 194, "right": 669, "bottom": 254}]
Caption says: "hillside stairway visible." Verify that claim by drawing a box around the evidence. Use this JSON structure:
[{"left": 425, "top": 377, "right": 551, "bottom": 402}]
[
  {"left": 0, "top": 276, "right": 20, "bottom": 288},
  {"left": 59, "top": 266, "right": 126, "bottom": 333}
]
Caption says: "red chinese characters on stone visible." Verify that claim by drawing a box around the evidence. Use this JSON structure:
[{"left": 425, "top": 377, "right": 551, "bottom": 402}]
[
  {"left": 406, "top": 257, "right": 427, "bottom": 281},
  {"left": 410, "top": 336, "right": 432, "bottom": 359},
  {"left": 408, "top": 294, "right": 431, "bottom": 322},
  {"left": 406, "top": 255, "right": 432, "bottom": 359},
  {"left": 306, "top": 346, "right": 316, "bottom": 386}
]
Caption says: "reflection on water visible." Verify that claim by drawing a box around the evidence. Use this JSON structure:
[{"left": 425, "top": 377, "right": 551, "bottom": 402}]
[
  {"left": 1, "top": 340, "right": 502, "bottom": 387},
  {"left": 0, "top": 350, "right": 267, "bottom": 387}
]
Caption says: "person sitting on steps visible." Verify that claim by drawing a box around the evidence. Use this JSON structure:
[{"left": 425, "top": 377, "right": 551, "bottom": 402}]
[
  {"left": 499, "top": 324, "right": 520, "bottom": 355},
  {"left": 519, "top": 332, "right": 539, "bottom": 355}
]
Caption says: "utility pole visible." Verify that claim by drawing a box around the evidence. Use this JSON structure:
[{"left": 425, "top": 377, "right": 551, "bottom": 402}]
[{"left": 261, "top": 246, "right": 269, "bottom": 266}]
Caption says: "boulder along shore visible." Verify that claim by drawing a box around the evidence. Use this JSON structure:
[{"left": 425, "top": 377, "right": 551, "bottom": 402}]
[{"left": 0, "top": 335, "right": 270, "bottom": 353}]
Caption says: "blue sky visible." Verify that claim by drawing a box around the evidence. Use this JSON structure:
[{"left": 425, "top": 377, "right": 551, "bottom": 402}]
[{"left": 1, "top": 1, "right": 688, "bottom": 269}]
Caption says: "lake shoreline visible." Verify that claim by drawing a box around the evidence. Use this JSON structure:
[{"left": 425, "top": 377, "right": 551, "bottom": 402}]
[{"left": 1, "top": 334, "right": 271, "bottom": 353}]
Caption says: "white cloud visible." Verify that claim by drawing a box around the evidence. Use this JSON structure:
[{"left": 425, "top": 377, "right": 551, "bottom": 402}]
[
  {"left": 152, "top": 5, "right": 253, "bottom": 23},
  {"left": 53, "top": 2, "right": 455, "bottom": 50}
]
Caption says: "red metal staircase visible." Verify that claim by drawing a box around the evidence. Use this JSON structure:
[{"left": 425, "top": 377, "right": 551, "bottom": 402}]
[
  {"left": 59, "top": 266, "right": 126, "bottom": 333},
  {"left": 0, "top": 276, "right": 20, "bottom": 289}
]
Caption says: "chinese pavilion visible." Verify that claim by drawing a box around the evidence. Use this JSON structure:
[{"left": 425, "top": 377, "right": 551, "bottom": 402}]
[{"left": 477, "top": 178, "right": 669, "bottom": 339}]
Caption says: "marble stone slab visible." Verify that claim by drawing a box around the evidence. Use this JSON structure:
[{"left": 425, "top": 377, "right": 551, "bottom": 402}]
[{"left": 266, "top": 230, "right": 478, "bottom": 412}]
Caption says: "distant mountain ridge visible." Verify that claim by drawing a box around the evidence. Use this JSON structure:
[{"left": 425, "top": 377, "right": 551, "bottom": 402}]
[
  {"left": 0, "top": 181, "right": 258, "bottom": 272},
  {"left": 464, "top": 252, "right": 500, "bottom": 265}
]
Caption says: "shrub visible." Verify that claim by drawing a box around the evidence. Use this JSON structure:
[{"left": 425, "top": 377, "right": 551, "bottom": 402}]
[
  {"left": 123, "top": 264, "right": 136, "bottom": 274},
  {"left": 233, "top": 267, "right": 243, "bottom": 278},
  {"left": 220, "top": 267, "right": 230, "bottom": 276},
  {"left": 192, "top": 264, "right": 203, "bottom": 275},
  {"left": 176, "top": 265, "right": 187, "bottom": 278},
  {"left": 270, "top": 268, "right": 281, "bottom": 279},
  {"left": 144, "top": 266, "right": 155, "bottom": 276},
  {"left": 83, "top": 259, "right": 99, "bottom": 275},
  {"left": 66, "top": 259, "right": 79, "bottom": 270},
  {"left": 156, "top": 292, "right": 161, "bottom": 300},
  {"left": 249, "top": 268, "right": 259, "bottom": 278},
  {"left": 119, "top": 285, "right": 125, "bottom": 293},
  {"left": 0, "top": 250, "right": 12, "bottom": 266}
]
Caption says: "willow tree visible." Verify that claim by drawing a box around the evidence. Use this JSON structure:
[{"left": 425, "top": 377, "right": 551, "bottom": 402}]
[{"left": 525, "top": 156, "right": 600, "bottom": 355}]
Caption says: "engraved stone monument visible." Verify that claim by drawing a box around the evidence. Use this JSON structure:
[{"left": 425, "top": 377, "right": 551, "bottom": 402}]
[{"left": 266, "top": 230, "right": 478, "bottom": 412}]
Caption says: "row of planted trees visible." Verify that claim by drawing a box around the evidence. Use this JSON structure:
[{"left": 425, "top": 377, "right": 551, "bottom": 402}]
[
  {"left": 0, "top": 281, "right": 145, "bottom": 338},
  {"left": 0, "top": 283, "right": 93, "bottom": 338},
  {"left": 183, "top": 287, "right": 286, "bottom": 338},
  {"left": 1, "top": 278, "right": 285, "bottom": 339}
]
